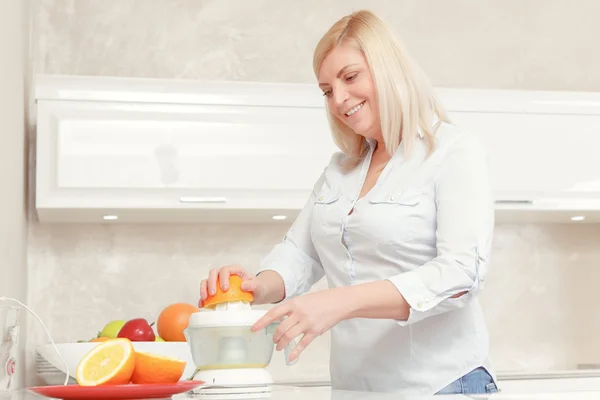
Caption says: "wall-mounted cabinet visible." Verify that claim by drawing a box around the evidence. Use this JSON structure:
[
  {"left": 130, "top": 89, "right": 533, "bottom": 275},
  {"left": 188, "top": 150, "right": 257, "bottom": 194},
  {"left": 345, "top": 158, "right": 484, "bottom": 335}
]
[
  {"left": 34, "top": 76, "right": 338, "bottom": 223},
  {"left": 34, "top": 75, "right": 600, "bottom": 223},
  {"left": 438, "top": 87, "right": 600, "bottom": 223}
]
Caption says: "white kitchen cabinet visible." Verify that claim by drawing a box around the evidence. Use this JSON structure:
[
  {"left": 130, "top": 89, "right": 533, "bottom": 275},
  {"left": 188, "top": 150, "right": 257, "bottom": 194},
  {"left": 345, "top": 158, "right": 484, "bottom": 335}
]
[
  {"left": 438, "top": 87, "right": 600, "bottom": 223},
  {"left": 34, "top": 76, "right": 338, "bottom": 223},
  {"left": 34, "top": 75, "right": 600, "bottom": 223},
  {"left": 449, "top": 111, "right": 600, "bottom": 199}
]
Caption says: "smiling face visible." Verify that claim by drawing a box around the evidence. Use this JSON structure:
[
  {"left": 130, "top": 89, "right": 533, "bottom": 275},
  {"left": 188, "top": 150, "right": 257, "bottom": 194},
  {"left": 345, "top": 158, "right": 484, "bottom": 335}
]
[{"left": 318, "top": 43, "right": 381, "bottom": 142}]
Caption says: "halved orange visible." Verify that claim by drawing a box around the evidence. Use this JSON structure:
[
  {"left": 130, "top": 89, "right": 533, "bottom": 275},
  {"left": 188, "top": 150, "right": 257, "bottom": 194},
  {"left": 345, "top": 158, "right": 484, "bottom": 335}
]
[
  {"left": 130, "top": 351, "right": 186, "bottom": 384},
  {"left": 202, "top": 275, "right": 254, "bottom": 309},
  {"left": 75, "top": 338, "right": 135, "bottom": 386}
]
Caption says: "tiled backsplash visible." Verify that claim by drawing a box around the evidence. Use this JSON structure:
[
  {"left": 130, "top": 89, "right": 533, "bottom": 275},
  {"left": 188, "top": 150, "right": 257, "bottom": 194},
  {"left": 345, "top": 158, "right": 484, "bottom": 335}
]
[{"left": 26, "top": 222, "right": 600, "bottom": 382}]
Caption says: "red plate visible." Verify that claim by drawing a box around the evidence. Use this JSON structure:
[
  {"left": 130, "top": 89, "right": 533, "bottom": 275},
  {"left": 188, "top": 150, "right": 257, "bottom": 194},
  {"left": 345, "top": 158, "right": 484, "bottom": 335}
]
[{"left": 28, "top": 380, "right": 205, "bottom": 399}]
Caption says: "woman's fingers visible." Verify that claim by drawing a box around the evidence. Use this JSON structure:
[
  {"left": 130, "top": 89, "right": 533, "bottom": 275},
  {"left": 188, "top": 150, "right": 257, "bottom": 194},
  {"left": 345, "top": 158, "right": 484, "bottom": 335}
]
[
  {"left": 199, "top": 279, "right": 208, "bottom": 301},
  {"left": 288, "top": 331, "right": 317, "bottom": 362},
  {"left": 207, "top": 268, "right": 219, "bottom": 296}
]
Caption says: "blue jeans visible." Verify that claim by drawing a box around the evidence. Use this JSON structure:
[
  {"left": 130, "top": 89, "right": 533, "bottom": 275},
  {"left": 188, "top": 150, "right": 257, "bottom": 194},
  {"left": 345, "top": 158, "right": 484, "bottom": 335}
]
[{"left": 436, "top": 367, "right": 499, "bottom": 395}]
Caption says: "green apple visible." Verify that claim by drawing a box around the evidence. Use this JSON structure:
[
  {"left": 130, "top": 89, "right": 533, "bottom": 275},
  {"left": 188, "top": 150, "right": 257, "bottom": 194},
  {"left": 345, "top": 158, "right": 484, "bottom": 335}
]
[{"left": 100, "top": 320, "right": 127, "bottom": 338}]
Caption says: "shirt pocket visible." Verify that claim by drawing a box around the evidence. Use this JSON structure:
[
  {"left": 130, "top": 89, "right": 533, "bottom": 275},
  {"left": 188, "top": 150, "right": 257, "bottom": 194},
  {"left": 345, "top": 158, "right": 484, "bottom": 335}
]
[
  {"left": 362, "top": 189, "right": 424, "bottom": 245},
  {"left": 311, "top": 189, "right": 343, "bottom": 237}
]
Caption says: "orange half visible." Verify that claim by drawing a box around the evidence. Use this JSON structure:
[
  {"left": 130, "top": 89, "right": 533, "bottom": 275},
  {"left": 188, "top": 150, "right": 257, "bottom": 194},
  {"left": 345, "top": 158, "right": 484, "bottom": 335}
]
[
  {"left": 130, "top": 351, "right": 186, "bottom": 384},
  {"left": 75, "top": 338, "right": 135, "bottom": 386},
  {"left": 202, "top": 275, "right": 254, "bottom": 309}
]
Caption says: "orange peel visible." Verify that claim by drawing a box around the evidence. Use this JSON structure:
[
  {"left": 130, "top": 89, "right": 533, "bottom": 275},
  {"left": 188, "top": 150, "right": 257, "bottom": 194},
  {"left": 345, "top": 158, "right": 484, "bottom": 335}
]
[
  {"left": 130, "top": 351, "right": 186, "bottom": 384},
  {"left": 202, "top": 275, "right": 253, "bottom": 309}
]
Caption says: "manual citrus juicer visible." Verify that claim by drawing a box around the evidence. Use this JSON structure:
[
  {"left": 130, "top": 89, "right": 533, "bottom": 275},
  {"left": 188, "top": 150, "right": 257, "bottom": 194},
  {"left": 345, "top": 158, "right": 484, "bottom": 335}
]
[{"left": 184, "top": 275, "right": 298, "bottom": 398}]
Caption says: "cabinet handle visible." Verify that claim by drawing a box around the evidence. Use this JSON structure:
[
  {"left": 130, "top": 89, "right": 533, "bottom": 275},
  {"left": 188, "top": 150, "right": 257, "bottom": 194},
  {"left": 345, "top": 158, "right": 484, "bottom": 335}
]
[
  {"left": 494, "top": 200, "right": 534, "bottom": 204},
  {"left": 179, "top": 197, "right": 227, "bottom": 203}
]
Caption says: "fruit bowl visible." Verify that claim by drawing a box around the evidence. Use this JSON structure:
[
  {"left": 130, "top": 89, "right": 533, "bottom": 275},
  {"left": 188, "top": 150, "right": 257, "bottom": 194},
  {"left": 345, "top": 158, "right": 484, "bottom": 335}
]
[{"left": 36, "top": 341, "right": 196, "bottom": 385}]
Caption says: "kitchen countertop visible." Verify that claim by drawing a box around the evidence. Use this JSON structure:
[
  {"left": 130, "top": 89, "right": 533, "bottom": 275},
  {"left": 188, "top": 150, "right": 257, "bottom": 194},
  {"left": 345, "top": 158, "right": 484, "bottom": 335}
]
[
  {"left": 250, "top": 386, "right": 600, "bottom": 400},
  {"left": 3, "top": 385, "right": 600, "bottom": 400}
]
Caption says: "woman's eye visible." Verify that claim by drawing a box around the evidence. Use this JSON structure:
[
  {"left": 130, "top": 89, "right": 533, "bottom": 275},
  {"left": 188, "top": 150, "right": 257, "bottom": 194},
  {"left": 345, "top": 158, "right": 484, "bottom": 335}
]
[
  {"left": 346, "top": 73, "right": 357, "bottom": 81},
  {"left": 322, "top": 90, "right": 332, "bottom": 97}
]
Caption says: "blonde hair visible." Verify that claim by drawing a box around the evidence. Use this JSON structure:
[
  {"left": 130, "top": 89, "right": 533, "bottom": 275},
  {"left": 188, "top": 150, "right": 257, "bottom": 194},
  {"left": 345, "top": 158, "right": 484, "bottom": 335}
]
[{"left": 313, "top": 10, "right": 451, "bottom": 162}]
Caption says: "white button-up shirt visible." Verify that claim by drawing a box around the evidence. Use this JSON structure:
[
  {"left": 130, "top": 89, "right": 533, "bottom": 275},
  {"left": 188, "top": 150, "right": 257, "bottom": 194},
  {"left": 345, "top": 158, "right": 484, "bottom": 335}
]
[{"left": 258, "top": 122, "right": 496, "bottom": 395}]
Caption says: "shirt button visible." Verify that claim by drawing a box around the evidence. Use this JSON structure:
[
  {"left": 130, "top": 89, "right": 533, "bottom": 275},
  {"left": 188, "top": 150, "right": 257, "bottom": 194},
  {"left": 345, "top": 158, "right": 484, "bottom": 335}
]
[
  {"left": 417, "top": 302, "right": 423, "bottom": 309},
  {"left": 389, "top": 196, "right": 395, "bottom": 201},
  {"left": 318, "top": 196, "right": 323, "bottom": 201}
]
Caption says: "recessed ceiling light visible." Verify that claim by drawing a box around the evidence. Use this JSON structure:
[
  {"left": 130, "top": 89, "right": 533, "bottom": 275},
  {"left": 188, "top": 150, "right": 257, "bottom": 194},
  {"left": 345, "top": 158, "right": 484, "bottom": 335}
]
[
  {"left": 571, "top": 215, "right": 585, "bottom": 221},
  {"left": 272, "top": 215, "right": 287, "bottom": 220},
  {"left": 103, "top": 215, "right": 119, "bottom": 221}
]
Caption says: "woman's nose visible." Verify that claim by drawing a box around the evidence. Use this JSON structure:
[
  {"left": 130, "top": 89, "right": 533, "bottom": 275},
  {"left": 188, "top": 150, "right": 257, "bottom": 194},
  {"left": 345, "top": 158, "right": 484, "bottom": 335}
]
[{"left": 333, "top": 87, "right": 349, "bottom": 107}]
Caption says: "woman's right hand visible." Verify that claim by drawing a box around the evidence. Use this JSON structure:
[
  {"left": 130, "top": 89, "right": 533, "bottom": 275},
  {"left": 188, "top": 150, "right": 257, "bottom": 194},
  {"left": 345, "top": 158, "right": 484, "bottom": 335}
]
[{"left": 199, "top": 264, "right": 265, "bottom": 307}]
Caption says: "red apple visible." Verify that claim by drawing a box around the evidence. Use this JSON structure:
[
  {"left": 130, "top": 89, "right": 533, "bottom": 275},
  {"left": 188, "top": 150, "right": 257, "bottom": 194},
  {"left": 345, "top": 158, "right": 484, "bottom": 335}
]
[{"left": 117, "top": 318, "right": 156, "bottom": 341}]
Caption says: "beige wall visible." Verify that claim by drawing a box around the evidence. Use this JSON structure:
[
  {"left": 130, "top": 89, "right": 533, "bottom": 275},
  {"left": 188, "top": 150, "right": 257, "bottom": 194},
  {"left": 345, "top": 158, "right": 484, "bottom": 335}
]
[
  {"left": 28, "top": 0, "right": 600, "bottom": 91},
  {"left": 0, "top": 0, "right": 29, "bottom": 390},
  {"left": 24, "top": 0, "right": 600, "bottom": 384}
]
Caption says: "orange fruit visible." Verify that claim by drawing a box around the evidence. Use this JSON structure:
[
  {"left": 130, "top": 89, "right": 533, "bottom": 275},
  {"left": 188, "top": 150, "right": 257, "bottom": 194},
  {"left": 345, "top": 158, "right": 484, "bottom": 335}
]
[
  {"left": 202, "top": 275, "right": 254, "bottom": 309},
  {"left": 75, "top": 338, "right": 135, "bottom": 386},
  {"left": 130, "top": 351, "right": 186, "bottom": 384},
  {"left": 157, "top": 303, "right": 200, "bottom": 342}
]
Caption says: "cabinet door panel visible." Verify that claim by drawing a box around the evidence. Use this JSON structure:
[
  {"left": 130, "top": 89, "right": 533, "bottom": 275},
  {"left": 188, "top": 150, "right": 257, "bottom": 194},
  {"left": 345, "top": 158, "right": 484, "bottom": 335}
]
[
  {"left": 449, "top": 111, "right": 600, "bottom": 199},
  {"left": 47, "top": 101, "right": 337, "bottom": 193}
]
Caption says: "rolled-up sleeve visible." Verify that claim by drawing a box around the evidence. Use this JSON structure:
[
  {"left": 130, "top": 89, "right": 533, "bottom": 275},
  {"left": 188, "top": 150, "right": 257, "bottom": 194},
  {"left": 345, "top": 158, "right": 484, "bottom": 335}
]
[
  {"left": 256, "top": 174, "right": 326, "bottom": 300},
  {"left": 387, "top": 133, "right": 495, "bottom": 325}
]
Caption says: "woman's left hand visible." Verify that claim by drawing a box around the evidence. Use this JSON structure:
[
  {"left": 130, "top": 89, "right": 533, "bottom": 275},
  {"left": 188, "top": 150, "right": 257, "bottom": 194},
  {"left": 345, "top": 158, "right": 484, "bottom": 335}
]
[{"left": 251, "top": 288, "right": 349, "bottom": 362}]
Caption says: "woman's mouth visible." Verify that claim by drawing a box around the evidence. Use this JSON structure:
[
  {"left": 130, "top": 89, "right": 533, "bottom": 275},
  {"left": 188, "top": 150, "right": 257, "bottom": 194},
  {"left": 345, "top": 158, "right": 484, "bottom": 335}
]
[{"left": 344, "top": 101, "right": 365, "bottom": 118}]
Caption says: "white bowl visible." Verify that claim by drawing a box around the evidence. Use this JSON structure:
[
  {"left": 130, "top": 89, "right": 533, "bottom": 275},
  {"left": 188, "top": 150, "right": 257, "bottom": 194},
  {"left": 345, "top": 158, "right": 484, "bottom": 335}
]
[{"left": 36, "top": 341, "right": 196, "bottom": 382}]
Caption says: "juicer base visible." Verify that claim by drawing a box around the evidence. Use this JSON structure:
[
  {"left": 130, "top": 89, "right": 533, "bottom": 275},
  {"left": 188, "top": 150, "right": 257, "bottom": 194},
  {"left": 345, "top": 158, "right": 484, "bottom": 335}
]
[
  {"left": 193, "top": 367, "right": 274, "bottom": 386},
  {"left": 187, "top": 385, "right": 272, "bottom": 399},
  {"left": 189, "top": 368, "right": 274, "bottom": 399}
]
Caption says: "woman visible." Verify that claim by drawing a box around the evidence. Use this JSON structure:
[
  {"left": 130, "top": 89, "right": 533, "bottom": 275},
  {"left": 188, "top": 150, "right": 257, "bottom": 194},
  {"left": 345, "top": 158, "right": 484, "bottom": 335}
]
[{"left": 199, "top": 9, "right": 498, "bottom": 396}]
